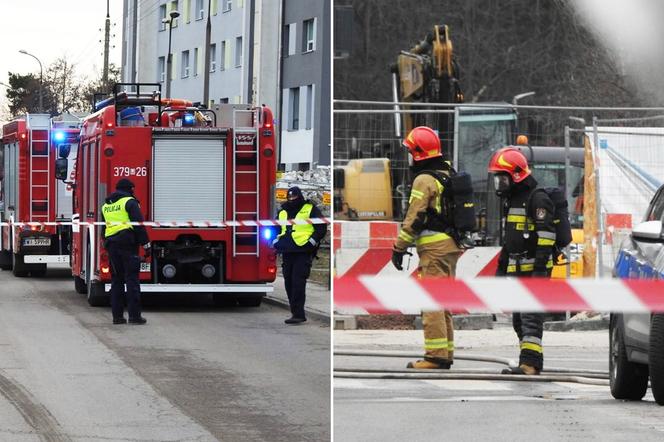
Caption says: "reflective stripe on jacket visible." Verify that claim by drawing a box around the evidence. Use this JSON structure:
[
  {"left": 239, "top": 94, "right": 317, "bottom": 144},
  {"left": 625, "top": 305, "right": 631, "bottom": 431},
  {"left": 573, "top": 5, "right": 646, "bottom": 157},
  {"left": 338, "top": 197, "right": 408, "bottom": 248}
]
[
  {"left": 102, "top": 196, "right": 134, "bottom": 238},
  {"left": 278, "top": 203, "right": 314, "bottom": 246}
]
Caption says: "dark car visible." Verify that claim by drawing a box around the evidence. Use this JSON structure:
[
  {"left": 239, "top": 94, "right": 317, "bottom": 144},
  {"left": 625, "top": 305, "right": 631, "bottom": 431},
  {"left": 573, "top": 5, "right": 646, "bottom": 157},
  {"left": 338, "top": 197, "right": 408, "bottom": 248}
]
[{"left": 611, "top": 184, "right": 664, "bottom": 405}]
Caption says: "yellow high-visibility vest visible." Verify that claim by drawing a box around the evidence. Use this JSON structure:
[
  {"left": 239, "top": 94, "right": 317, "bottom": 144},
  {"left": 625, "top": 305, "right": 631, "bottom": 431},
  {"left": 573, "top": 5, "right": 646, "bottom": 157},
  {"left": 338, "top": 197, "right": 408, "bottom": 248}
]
[
  {"left": 102, "top": 196, "right": 134, "bottom": 238},
  {"left": 278, "top": 203, "right": 314, "bottom": 246}
]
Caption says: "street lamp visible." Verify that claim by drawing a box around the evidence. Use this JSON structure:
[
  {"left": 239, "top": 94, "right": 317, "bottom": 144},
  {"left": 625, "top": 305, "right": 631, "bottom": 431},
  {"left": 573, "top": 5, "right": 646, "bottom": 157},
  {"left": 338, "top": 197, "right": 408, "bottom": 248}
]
[
  {"left": 18, "top": 49, "right": 43, "bottom": 112},
  {"left": 164, "top": 10, "right": 180, "bottom": 99}
]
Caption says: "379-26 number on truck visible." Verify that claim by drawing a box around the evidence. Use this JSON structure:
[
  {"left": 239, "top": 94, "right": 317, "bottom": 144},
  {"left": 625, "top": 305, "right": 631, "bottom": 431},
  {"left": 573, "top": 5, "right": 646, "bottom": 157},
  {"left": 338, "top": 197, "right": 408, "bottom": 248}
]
[{"left": 113, "top": 166, "right": 147, "bottom": 177}]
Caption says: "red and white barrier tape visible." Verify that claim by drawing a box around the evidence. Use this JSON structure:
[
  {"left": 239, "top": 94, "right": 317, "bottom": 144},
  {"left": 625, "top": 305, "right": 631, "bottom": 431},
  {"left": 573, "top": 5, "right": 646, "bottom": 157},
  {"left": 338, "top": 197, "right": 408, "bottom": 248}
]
[
  {"left": 0, "top": 217, "right": 331, "bottom": 228},
  {"left": 334, "top": 276, "right": 664, "bottom": 313}
]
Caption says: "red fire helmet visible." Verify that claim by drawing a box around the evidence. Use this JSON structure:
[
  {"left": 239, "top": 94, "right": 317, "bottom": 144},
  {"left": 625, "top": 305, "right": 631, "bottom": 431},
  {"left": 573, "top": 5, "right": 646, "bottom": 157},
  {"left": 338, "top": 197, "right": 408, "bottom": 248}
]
[
  {"left": 488, "top": 147, "right": 531, "bottom": 183},
  {"left": 402, "top": 126, "right": 442, "bottom": 162}
]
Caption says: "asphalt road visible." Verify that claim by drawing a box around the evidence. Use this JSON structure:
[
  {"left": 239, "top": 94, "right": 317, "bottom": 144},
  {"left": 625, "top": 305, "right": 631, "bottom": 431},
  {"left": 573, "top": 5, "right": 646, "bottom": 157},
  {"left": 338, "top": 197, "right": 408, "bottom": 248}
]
[
  {"left": 334, "top": 329, "right": 664, "bottom": 442},
  {"left": 0, "top": 266, "right": 330, "bottom": 441}
]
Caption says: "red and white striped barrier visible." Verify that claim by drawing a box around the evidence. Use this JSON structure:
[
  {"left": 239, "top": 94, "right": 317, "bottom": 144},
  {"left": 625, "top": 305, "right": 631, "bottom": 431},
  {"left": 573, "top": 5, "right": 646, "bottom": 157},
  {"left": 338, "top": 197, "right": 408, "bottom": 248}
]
[
  {"left": 0, "top": 217, "right": 331, "bottom": 228},
  {"left": 333, "top": 221, "right": 500, "bottom": 278},
  {"left": 334, "top": 276, "right": 664, "bottom": 314}
]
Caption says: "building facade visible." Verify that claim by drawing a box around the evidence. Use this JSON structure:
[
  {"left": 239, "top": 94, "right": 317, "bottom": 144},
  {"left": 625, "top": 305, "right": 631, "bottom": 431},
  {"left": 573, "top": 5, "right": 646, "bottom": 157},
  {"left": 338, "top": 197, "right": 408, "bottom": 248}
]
[
  {"left": 121, "top": 0, "right": 329, "bottom": 169},
  {"left": 279, "top": 0, "right": 330, "bottom": 169}
]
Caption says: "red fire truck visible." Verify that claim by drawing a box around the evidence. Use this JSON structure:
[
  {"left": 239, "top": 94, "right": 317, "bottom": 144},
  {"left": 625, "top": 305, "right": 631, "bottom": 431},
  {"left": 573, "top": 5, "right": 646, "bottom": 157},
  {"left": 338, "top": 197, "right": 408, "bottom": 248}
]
[
  {"left": 62, "top": 83, "right": 277, "bottom": 306},
  {"left": 1, "top": 113, "right": 80, "bottom": 276}
]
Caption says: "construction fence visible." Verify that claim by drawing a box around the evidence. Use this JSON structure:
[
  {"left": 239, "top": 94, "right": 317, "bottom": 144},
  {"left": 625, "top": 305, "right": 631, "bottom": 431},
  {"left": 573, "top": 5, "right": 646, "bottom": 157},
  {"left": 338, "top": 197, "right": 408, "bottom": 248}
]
[{"left": 333, "top": 100, "right": 664, "bottom": 279}]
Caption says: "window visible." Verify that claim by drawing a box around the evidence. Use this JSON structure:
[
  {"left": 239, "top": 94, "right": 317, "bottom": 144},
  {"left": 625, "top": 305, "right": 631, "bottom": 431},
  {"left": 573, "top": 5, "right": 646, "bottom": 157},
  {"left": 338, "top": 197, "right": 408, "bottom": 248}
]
[
  {"left": 170, "top": 1, "right": 179, "bottom": 27},
  {"left": 181, "top": 50, "right": 190, "bottom": 78},
  {"left": 222, "top": 0, "right": 231, "bottom": 12},
  {"left": 220, "top": 97, "right": 229, "bottom": 104},
  {"left": 196, "top": 0, "right": 204, "bottom": 19},
  {"left": 288, "top": 87, "right": 300, "bottom": 131},
  {"left": 220, "top": 41, "right": 226, "bottom": 70},
  {"left": 283, "top": 23, "right": 296, "bottom": 57},
  {"left": 184, "top": 0, "right": 190, "bottom": 22},
  {"left": 209, "top": 43, "right": 217, "bottom": 72},
  {"left": 193, "top": 48, "right": 199, "bottom": 76},
  {"left": 159, "top": 4, "right": 167, "bottom": 31},
  {"left": 305, "top": 84, "right": 314, "bottom": 129},
  {"left": 235, "top": 36, "right": 242, "bottom": 67},
  {"left": 212, "top": 0, "right": 218, "bottom": 15},
  {"left": 158, "top": 56, "right": 166, "bottom": 82},
  {"left": 303, "top": 18, "right": 316, "bottom": 52}
]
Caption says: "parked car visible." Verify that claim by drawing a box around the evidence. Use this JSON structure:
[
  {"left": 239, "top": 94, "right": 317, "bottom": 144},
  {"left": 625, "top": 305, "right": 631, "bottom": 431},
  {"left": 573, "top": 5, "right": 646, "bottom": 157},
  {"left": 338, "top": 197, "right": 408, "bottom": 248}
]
[{"left": 611, "top": 184, "right": 664, "bottom": 405}]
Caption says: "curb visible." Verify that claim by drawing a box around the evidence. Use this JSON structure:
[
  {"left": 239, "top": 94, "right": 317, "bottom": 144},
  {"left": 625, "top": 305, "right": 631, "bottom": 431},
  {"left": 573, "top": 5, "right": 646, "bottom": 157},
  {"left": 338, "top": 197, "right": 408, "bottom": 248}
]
[
  {"left": 414, "top": 314, "right": 494, "bottom": 330},
  {"left": 544, "top": 317, "right": 609, "bottom": 331},
  {"left": 263, "top": 295, "right": 330, "bottom": 324}
]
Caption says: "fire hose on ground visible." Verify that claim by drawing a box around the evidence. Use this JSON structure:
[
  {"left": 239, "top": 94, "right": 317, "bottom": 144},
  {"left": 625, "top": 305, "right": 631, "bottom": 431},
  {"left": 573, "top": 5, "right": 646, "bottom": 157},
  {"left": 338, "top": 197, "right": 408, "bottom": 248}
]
[{"left": 334, "top": 350, "right": 609, "bottom": 386}]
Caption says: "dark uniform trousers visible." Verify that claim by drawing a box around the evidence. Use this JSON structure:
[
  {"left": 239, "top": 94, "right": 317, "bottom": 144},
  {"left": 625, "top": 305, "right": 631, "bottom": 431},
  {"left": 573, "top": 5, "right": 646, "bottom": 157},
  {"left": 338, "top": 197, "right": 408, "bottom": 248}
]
[
  {"left": 282, "top": 252, "right": 313, "bottom": 319},
  {"left": 498, "top": 187, "right": 556, "bottom": 371},
  {"left": 510, "top": 267, "right": 552, "bottom": 370},
  {"left": 108, "top": 244, "right": 143, "bottom": 320}
]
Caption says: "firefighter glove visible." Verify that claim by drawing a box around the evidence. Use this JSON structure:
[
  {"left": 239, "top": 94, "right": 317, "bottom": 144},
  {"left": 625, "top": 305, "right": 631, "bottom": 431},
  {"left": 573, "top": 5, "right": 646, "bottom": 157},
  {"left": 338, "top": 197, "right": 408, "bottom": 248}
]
[
  {"left": 142, "top": 243, "right": 152, "bottom": 258},
  {"left": 391, "top": 248, "right": 413, "bottom": 271}
]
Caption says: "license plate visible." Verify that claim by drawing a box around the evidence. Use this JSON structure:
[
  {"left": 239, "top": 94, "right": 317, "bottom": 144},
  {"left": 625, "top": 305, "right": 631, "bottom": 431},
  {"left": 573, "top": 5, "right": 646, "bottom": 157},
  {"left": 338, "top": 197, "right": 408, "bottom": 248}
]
[
  {"left": 140, "top": 262, "right": 151, "bottom": 272},
  {"left": 23, "top": 238, "right": 51, "bottom": 247}
]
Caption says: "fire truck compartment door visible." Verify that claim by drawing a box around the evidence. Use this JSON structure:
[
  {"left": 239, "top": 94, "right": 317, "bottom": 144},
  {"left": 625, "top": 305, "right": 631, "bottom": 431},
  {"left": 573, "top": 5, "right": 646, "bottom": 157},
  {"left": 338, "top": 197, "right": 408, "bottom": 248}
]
[
  {"left": 56, "top": 144, "right": 78, "bottom": 219},
  {"left": 153, "top": 135, "right": 225, "bottom": 223}
]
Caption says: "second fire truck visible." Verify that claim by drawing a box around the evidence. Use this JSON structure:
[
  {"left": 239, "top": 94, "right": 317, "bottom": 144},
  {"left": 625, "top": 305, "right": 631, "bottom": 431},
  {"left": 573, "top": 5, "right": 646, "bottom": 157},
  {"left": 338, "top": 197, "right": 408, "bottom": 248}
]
[
  {"left": 59, "top": 83, "right": 277, "bottom": 306},
  {"left": 1, "top": 113, "right": 80, "bottom": 276}
]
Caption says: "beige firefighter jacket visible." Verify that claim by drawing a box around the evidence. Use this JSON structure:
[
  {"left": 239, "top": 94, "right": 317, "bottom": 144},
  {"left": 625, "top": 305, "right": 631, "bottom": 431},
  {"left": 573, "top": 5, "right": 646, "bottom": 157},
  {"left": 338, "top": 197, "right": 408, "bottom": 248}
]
[{"left": 394, "top": 171, "right": 461, "bottom": 255}]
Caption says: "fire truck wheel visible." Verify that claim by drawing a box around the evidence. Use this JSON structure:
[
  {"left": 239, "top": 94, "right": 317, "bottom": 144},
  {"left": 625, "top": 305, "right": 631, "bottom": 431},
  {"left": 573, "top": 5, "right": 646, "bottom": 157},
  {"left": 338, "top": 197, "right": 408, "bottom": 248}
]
[
  {"left": 212, "top": 294, "right": 237, "bottom": 308},
  {"left": 237, "top": 295, "right": 263, "bottom": 308},
  {"left": 0, "top": 251, "right": 12, "bottom": 270},
  {"left": 11, "top": 254, "right": 28, "bottom": 277},
  {"left": 87, "top": 281, "right": 108, "bottom": 307},
  {"left": 74, "top": 276, "right": 87, "bottom": 294}
]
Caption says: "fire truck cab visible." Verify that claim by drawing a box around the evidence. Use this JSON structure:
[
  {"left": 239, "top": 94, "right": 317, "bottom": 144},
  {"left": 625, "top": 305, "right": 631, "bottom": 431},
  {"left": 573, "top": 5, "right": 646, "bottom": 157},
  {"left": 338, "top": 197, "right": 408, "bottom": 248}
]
[
  {"left": 64, "top": 83, "right": 277, "bottom": 306},
  {"left": 1, "top": 113, "right": 80, "bottom": 276}
]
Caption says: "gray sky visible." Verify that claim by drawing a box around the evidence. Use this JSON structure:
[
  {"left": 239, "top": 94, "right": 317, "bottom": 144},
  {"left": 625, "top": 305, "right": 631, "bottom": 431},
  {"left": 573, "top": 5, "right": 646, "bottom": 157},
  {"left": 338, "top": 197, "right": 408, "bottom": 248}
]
[{"left": 0, "top": 0, "right": 122, "bottom": 114}]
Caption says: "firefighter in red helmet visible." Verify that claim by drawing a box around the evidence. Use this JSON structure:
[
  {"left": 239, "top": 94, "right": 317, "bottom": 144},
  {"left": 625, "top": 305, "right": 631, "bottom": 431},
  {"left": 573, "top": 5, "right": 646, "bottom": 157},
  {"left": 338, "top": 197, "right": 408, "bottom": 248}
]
[
  {"left": 488, "top": 147, "right": 556, "bottom": 375},
  {"left": 392, "top": 126, "right": 464, "bottom": 369}
]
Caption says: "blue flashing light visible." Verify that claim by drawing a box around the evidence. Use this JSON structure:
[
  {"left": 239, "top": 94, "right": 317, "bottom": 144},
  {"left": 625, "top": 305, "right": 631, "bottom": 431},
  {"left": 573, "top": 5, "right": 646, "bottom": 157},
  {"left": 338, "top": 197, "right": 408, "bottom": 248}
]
[
  {"left": 183, "top": 113, "right": 195, "bottom": 125},
  {"left": 263, "top": 228, "right": 274, "bottom": 241},
  {"left": 53, "top": 131, "right": 66, "bottom": 142}
]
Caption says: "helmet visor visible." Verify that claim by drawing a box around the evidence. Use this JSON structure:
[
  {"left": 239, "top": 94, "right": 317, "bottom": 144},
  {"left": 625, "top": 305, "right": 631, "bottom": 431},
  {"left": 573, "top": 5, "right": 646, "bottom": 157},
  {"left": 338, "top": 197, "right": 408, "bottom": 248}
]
[{"left": 493, "top": 173, "right": 512, "bottom": 193}]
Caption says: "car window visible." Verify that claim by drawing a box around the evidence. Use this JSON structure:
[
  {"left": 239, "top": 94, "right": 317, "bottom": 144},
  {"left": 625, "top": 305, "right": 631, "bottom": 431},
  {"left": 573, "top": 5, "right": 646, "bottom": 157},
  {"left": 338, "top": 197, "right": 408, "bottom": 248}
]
[{"left": 646, "top": 186, "right": 664, "bottom": 221}]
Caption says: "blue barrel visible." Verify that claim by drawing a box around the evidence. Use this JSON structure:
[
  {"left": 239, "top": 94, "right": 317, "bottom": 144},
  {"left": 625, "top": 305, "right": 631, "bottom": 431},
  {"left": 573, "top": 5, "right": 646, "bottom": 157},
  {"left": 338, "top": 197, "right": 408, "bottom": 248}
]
[{"left": 119, "top": 107, "right": 144, "bottom": 125}]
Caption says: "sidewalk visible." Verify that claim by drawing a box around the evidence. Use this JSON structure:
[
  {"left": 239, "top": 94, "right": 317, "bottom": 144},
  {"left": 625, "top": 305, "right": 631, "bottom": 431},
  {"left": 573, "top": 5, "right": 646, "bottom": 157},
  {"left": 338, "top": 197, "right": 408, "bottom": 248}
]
[{"left": 265, "top": 276, "right": 330, "bottom": 323}]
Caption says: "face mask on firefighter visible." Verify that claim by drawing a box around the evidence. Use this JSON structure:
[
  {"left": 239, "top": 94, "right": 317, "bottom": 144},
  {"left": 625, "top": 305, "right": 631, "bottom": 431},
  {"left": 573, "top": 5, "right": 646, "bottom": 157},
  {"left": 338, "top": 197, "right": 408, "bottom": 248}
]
[{"left": 493, "top": 173, "right": 512, "bottom": 196}]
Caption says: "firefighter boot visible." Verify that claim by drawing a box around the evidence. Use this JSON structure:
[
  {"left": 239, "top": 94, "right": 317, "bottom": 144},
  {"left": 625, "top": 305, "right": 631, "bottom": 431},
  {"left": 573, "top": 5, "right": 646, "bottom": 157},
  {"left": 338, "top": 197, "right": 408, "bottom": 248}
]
[
  {"left": 407, "top": 359, "right": 452, "bottom": 369},
  {"left": 501, "top": 364, "right": 540, "bottom": 375}
]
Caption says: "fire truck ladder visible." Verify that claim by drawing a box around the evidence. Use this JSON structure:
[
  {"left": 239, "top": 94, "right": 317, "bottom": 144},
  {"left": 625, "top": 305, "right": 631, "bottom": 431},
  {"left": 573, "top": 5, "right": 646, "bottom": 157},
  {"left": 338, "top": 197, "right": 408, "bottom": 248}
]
[
  {"left": 28, "top": 115, "right": 51, "bottom": 223},
  {"left": 232, "top": 108, "right": 260, "bottom": 257}
]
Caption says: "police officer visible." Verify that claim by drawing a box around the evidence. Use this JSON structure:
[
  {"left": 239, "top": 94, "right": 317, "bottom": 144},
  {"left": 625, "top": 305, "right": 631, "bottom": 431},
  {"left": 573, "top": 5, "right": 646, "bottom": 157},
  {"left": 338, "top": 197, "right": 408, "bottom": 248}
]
[
  {"left": 273, "top": 186, "right": 327, "bottom": 324},
  {"left": 488, "top": 147, "right": 556, "bottom": 375},
  {"left": 391, "top": 126, "right": 463, "bottom": 369},
  {"left": 101, "top": 179, "right": 150, "bottom": 325}
]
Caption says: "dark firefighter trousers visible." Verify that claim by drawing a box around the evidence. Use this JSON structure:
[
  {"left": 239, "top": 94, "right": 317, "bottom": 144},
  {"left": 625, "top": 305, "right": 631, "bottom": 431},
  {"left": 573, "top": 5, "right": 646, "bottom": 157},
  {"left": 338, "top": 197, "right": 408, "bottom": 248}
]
[
  {"left": 282, "top": 252, "right": 314, "bottom": 319},
  {"left": 510, "top": 265, "right": 551, "bottom": 371},
  {"left": 108, "top": 244, "right": 143, "bottom": 321}
]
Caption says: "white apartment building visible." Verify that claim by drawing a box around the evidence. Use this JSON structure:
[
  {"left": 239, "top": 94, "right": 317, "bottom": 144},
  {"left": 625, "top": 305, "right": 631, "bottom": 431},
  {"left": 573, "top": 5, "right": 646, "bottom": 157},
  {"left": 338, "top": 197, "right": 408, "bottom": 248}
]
[
  {"left": 121, "top": 0, "right": 279, "bottom": 110},
  {"left": 121, "top": 0, "right": 329, "bottom": 169}
]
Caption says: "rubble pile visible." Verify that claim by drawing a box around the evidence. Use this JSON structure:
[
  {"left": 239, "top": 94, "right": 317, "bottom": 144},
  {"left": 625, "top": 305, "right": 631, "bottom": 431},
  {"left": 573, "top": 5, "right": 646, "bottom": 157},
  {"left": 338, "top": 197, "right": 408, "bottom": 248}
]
[{"left": 276, "top": 166, "right": 331, "bottom": 216}]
